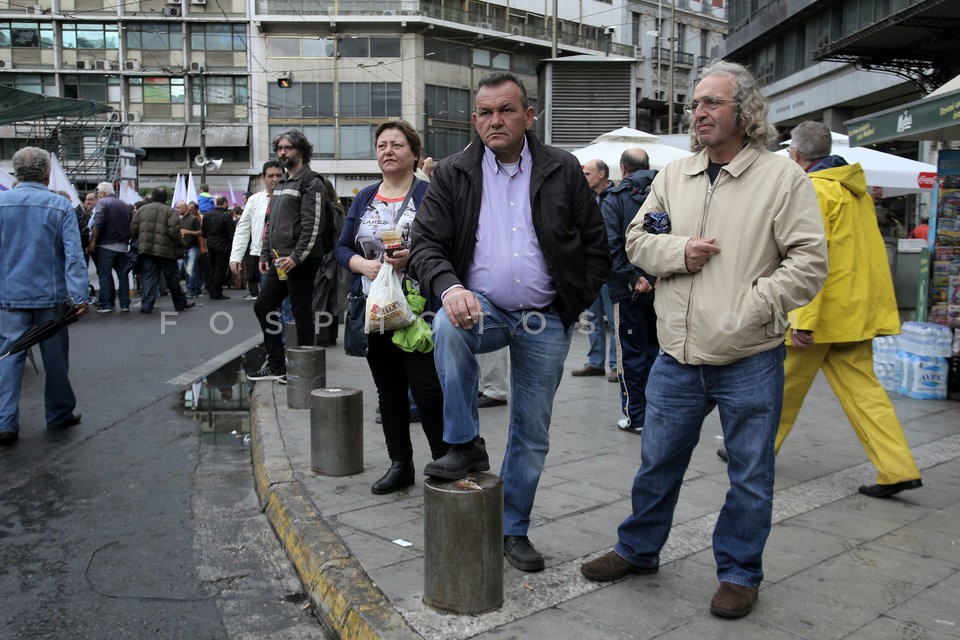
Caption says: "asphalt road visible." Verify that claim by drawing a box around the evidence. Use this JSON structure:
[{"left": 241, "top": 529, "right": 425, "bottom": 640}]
[{"left": 0, "top": 296, "right": 329, "bottom": 640}]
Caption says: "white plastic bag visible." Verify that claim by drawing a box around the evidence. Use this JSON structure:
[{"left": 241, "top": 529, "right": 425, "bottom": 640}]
[{"left": 365, "top": 266, "right": 415, "bottom": 333}]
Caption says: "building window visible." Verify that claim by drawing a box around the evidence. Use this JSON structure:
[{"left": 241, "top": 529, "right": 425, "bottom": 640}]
[
  {"left": 129, "top": 76, "right": 185, "bottom": 119},
  {"left": 426, "top": 125, "right": 472, "bottom": 160},
  {"left": 266, "top": 35, "right": 335, "bottom": 58},
  {"left": 267, "top": 81, "right": 334, "bottom": 118},
  {"left": 3, "top": 73, "right": 56, "bottom": 95},
  {"left": 61, "top": 23, "right": 119, "bottom": 50},
  {"left": 63, "top": 74, "right": 122, "bottom": 103},
  {"left": 339, "top": 124, "right": 378, "bottom": 159},
  {"left": 424, "top": 38, "right": 469, "bottom": 66},
  {"left": 425, "top": 84, "right": 471, "bottom": 123},
  {"left": 127, "top": 24, "right": 183, "bottom": 51},
  {"left": 339, "top": 82, "right": 401, "bottom": 118},
  {"left": 0, "top": 21, "right": 54, "bottom": 48},
  {"left": 191, "top": 24, "right": 246, "bottom": 52},
  {"left": 193, "top": 76, "right": 248, "bottom": 110},
  {"left": 339, "top": 36, "right": 401, "bottom": 58}
]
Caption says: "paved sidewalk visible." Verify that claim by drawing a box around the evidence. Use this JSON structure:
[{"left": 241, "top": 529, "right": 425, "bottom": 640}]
[{"left": 250, "top": 332, "right": 960, "bottom": 640}]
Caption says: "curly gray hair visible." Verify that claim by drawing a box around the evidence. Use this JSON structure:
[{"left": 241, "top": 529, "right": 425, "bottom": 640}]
[
  {"left": 11, "top": 147, "right": 51, "bottom": 184},
  {"left": 688, "top": 60, "right": 778, "bottom": 153}
]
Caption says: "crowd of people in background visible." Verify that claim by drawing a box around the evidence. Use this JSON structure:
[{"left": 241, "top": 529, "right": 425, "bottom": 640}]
[{"left": 2, "top": 61, "right": 932, "bottom": 623}]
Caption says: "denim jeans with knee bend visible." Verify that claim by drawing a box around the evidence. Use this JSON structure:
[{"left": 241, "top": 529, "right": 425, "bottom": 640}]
[
  {"left": 614, "top": 345, "right": 785, "bottom": 588},
  {"left": 432, "top": 293, "right": 572, "bottom": 536}
]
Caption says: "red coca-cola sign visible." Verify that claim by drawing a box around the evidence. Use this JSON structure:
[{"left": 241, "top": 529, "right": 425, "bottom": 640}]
[{"left": 918, "top": 172, "right": 937, "bottom": 188}]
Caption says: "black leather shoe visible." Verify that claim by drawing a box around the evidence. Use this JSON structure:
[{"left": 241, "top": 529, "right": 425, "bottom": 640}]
[
  {"left": 0, "top": 431, "right": 18, "bottom": 446},
  {"left": 176, "top": 302, "right": 196, "bottom": 311},
  {"left": 717, "top": 448, "right": 728, "bottom": 463},
  {"left": 48, "top": 413, "right": 81, "bottom": 431},
  {"left": 858, "top": 479, "right": 922, "bottom": 498},
  {"left": 504, "top": 535, "right": 545, "bottom": 572},
  {"left": 371, "top": 459, "right": 415, "bottom": 495},
  {"left": 477, "top": 394, "right": 507, "bottom": 408},
  {"left": 423, "top": 437, "right": 490, "bottom": 480}
]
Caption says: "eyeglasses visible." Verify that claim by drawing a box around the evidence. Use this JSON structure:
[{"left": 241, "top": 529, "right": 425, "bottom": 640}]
[
  {"left": 683, "top": 96, "right": 737, "bottom": 116},
  {"left": 274, "top": 144, "right": 295, "bottom": 151}
]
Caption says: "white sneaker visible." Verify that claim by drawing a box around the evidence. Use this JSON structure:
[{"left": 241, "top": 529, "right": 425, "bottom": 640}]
[{"left": 618, "top": 417, "right": 642, "bottom": 435}]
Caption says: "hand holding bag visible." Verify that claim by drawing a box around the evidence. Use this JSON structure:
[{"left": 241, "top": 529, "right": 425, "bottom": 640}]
[{"left": 365, "top": 266, "right": 415, "bottom": 333}]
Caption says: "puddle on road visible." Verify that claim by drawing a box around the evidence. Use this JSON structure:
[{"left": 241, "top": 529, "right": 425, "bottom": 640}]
[{"left": 184, "top": 346, "right": 266, "bottom": 446}]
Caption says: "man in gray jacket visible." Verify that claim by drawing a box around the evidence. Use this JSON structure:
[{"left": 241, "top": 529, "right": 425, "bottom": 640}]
[{"left": 581, "top": 61, "right": 827, "bottom": 619}]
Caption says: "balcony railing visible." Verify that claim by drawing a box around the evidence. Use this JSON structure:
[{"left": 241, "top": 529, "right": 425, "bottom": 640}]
[
  {"left": 649, "top": 47, "right": 695, "bottom": 66},
  {"left": 256, "top": 0, "right": 636, "bottom": 57}
]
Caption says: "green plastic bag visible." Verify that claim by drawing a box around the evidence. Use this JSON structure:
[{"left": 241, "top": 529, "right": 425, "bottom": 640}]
[{"left": 392, "top": 279, "right": 434, "bottom": 353}]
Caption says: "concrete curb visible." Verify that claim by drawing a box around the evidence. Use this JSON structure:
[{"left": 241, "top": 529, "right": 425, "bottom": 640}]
[{"left": 249, "top": 382, "right": 422, "bottom": 640}]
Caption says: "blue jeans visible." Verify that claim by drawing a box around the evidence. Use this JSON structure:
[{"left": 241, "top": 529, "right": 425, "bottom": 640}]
[
  {"left": 585, "top": 284, "right": 616, "bottom": 370},
  {"left": 614, "top": 346, "right": 785, "bottom": 588},
  {"left": 95, "top": 247, "right": 132, "bottom": 310},
  {"left": 432, "top": 293, "right": 572, "bottom": 535},
  {"left": 0, "top": 307, "right": 78, "bottom": 433},
  {"left": 184, "top": 246, "right": 201, "bottom": 296}
]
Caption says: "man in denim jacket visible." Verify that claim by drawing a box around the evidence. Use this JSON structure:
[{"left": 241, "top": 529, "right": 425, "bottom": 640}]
[{"left": 0, "top": 147, "right": 89, "bottom": 446}]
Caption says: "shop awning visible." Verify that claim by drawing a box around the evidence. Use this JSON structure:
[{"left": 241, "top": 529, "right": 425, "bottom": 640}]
[
  {"left": 0, "top": 85, "right": 111, "bottom": 126},
  {"left": 846, "top": 82, "right": 960, "bottom": 146}
]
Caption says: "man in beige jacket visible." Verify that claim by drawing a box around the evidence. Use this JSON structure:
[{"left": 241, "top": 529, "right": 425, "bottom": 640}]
[{"left": 581, "top": 61, "right": 828, "bottom": 619}]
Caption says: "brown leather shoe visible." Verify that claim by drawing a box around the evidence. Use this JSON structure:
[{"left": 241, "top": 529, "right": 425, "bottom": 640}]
[
  {"left": 571, "top": 364, "right": 605, "bottom": 377},
  {"left": 607, "top": 370, "right": 618, "bottom": 382},
  {"left": 580, "top": 550, "right": 658, "bottom": 581},
  {"left": 710, "top": 582, "right": 758, "bottom": 618}
]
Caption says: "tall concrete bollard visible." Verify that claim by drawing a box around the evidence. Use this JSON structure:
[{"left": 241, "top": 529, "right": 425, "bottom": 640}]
[
  {"left": 286, "top": 346, "right": 326, "bottom": 409},
  {"left": 423, "top": 473, "right": 503, "bottom": 614},
  {"left": 310, "top": 388, "right": 363, "bottom": 476},
  {"left": 284, "top": 320, "right": 298, "bottom": 347}
]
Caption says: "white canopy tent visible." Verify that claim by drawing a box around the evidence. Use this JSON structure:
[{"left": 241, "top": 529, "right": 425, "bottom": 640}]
[
  {"left": 777, "top": 131, "right": 936, "bottom": 197},
  {"left": 571, "top": 128, "right": 693, "bottom": 181}
]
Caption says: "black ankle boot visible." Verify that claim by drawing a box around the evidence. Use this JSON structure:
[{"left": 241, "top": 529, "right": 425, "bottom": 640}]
[{"left": 371, "top": 459, "right": 415, "bottom": 495}]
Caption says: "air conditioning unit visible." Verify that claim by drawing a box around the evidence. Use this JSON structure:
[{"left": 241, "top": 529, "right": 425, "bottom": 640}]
[
  {"left": 127, "top": 112, "right": 141, "bottom": 122},
  {"left": 0, "top": 58, "right": 10, "bottom": 69},
  {"left": 94, "top": 60, "right": 108, "bottom": 70},
  {"left": 109, "top": 60, "right": 118, "bottom": 70},
  {"left": 75, "top": 60, "right": 88, "bottom": 70},
  {"left": 382, "top": 9, "right": 396, "bottom": 15},
  {"left": 510, "top": 26, "right": 522, "bottom": 36},
  {"left": 190, "top": 0, "right": 206, "bottom": 5},
  {"left": 189, "top": 61, "right": 202, "bottom": 72},
  {"left": 107, "top": 111, "right": 121, "bottom": 122},
  {"left": 817, "top": 34, "right": 830, "bottom": 48},
  {"left": 477, "top": 22, "right": 493, "bottom": 30},
  {"left": 124, "top": 60, "right": 140, "bottom": 71},
  {"left": 162, "top": 5, "right": 180, "bottom": 16},
  {"left": 25, "top": 4, "right": 43, "bottom": 14}
]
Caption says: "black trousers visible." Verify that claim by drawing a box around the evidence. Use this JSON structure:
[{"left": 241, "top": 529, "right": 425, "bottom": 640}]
[
  {"left": 245, "top": 253, "right": 260, "bottom": 295},
  {"left": 206, "top": 247, "right": 230, "bottom": 298},
  {"left": 254, "top": 257, "right": 322, "bottom": 370},
  {"left": 365, "top": 330, "right": 445, "bottom": 462}
]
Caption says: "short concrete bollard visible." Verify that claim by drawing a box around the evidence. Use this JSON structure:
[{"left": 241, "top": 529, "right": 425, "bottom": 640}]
[
  {"left": 423, "top": 473, "right": 503, "bottom": 614},
  {"left": 284, "top": 320, "right": 298, "bottom": 347},
  {"left": 286, "top": 347, "right": 326, "bottom": 410},
  {"left": 310, "top": 388, "right": 363, "bottom": 476}
]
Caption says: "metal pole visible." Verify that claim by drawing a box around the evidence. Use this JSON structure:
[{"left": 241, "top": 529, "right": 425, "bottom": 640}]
[
  {"left": 667, "top": 0, "right": 676, "bottom": 134},
  {"left": 551, "top": 0, "right": 558, "bottom": 58},
  {"left": 199, "top": 67, "right": 207, "bottom": 183}
]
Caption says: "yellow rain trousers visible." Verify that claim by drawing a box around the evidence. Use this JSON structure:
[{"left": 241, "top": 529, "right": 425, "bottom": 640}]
[{"left": 776, "top": 162, "right": 920, "bottom": 485}]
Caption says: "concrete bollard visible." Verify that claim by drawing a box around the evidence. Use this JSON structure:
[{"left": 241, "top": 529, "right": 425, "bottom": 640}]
[
  {"left": 423, "top": 473, "right": 503, "bottom": 614},
  {"left": 286, "top": 346, "right": 326, "bottom": 410},
  {"left": 310, "top": 388, "right": 363, "bottom": 476},
  {"left": 284, "top": 320, "right": 298, "bottom": 347}
]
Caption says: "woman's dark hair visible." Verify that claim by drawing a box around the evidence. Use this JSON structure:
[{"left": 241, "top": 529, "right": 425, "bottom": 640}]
[{"left": 375, "top": 120, "right": 422, "bottom": 167}]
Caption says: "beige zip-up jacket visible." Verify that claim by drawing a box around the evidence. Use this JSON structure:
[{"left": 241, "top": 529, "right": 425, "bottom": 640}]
[{"left": 625, "top": 144, "right": 828, "bottom": 366}]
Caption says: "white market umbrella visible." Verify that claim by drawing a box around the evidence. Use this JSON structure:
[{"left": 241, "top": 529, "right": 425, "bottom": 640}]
[
  {"left": 572, "top": 128, "right": 693, "bottom": 181},
  {"left": 779, "top": 131, "right": 937, "bottom": 197}
]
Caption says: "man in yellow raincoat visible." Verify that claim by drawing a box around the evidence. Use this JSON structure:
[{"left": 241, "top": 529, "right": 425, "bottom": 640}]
[{"left": 781, "top": 120, "right": 922, "bottom": 498}]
